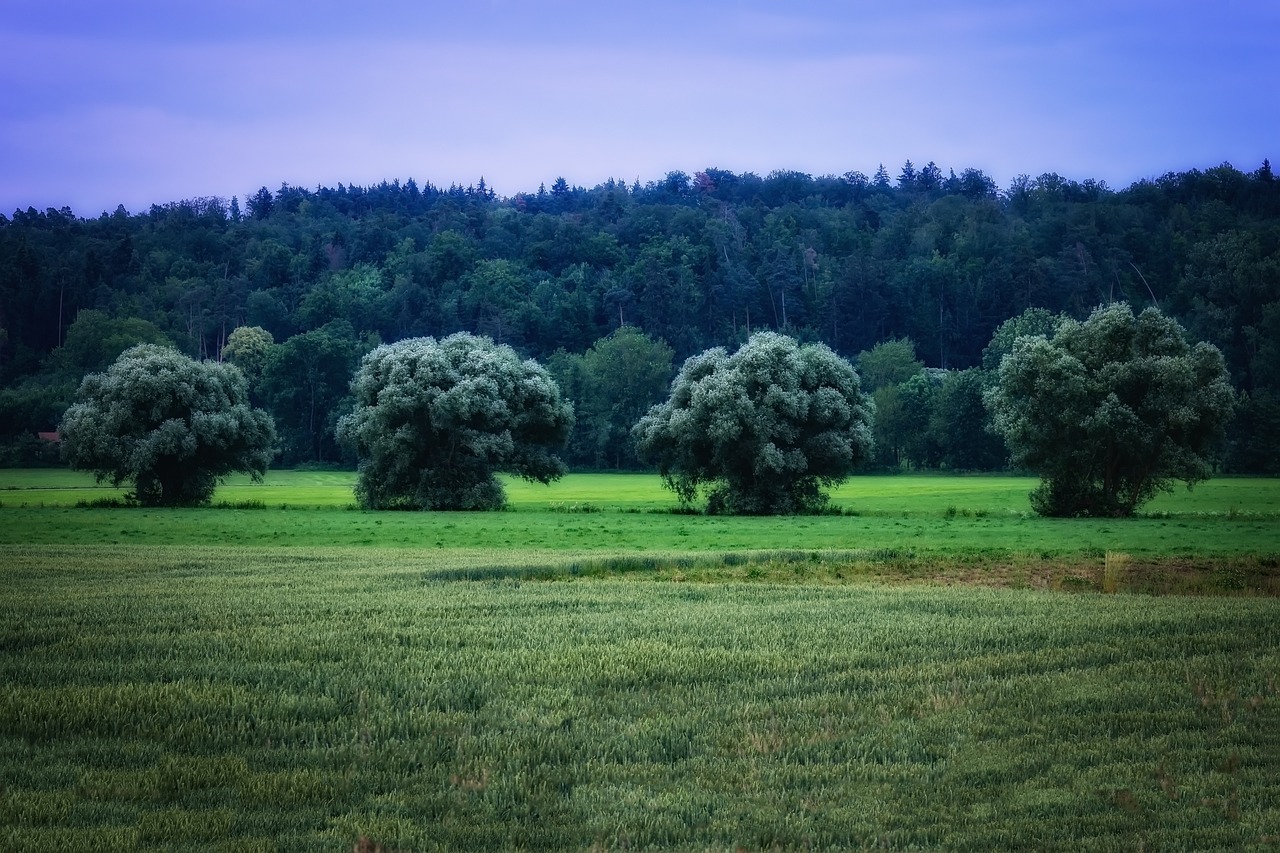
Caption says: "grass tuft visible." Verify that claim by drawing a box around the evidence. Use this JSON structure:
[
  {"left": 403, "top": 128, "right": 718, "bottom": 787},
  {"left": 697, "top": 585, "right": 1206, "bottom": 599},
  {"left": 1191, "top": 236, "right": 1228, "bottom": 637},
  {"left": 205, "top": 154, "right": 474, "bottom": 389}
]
[
  {"left": 547, "top": 501, "right": 601, "bottom": 513},
  {"left": 1103, "top": 551, "right": 1129, "bottom": 593},
  {"left": 74, "top": 496, "right": 137, "bottom": 509}
]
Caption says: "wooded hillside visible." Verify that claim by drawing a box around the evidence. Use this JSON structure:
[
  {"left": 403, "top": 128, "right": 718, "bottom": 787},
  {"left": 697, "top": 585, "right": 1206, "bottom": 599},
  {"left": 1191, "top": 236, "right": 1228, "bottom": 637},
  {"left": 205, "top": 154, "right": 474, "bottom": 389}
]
[{"left": 2, "top": 161, "right": 1276, "bottom": 471}]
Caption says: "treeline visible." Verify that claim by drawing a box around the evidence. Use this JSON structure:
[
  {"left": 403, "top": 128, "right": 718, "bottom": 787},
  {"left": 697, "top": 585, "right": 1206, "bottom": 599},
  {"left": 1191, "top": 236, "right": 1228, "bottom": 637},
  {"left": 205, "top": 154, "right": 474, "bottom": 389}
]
[{"left": 1, "top": 161, "right": 1277, "bottom": 471}]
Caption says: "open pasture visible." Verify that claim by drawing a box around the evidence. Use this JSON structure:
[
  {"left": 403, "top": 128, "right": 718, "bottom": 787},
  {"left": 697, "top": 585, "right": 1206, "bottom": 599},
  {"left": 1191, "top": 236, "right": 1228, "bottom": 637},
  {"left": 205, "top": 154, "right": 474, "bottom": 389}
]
[
  {"left": 4, "top": 469, "right": 1280, "bottom": 517},
  {"left": 1, "top": 502, "right": 1278, "bottom": 577},
  {"left": 2, "top": 471, "right": 1279, "bottom": 850},
  {"left": 1, "top": 472, "right": 1277, "bottom": 567}
]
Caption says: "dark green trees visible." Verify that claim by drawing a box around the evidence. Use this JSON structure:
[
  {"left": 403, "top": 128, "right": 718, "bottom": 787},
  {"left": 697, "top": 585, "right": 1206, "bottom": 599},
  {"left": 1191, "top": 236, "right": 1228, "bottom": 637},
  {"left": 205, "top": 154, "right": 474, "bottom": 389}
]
[
  {"left": 548, "top": 327, "right": 674, "bottom": 469},
  {"left": 337, "top": 333, "right": 573, "bottom": 510},
  {"left": 260, "top": 321, "right": 363, "bottom": 465},
  {"left": 634, "top": 332, "right": 873, "bottom": 514},
  {"left": 59, "top": 344, "right": 276, "bottom": 506},
  {"left": 858, "top": 338, "right": 924, "bottom": 468},
  {"left": 1, "top": 163, "right": 1274, "bottom": 472},
  {"left": 986, "top": 304, "right": 1235, "bottom": 517},
  {"left": 47, "top": 310, "right": 173, "bottom": 379}
]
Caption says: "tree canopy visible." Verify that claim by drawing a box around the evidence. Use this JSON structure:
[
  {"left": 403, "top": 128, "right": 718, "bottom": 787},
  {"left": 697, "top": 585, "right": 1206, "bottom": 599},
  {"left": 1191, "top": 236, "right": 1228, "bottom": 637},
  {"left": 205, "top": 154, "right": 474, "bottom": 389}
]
[
  {"left": 259, "top": 320, "right": 364, "bottom": 465},
  {"left": 58, "top": 344, "right": 276, "bottom": 506},
  {"left": 1, "top": 161, "right": 1276, "bottom": 472},
  {"left": 856, "top": 338, "right": 924, "bottom": 391},
  {"left": 221, "top": 325, "right": 274, "bottom": 389},
  {"left": 47, "top": 309, "right": 173, "bottom": 380},
  {"left": 547, "top": 326, "right": 674, "bottom": 470},
  {"left": 986, "top": 304, "right": 1235, "bottom": 517},
  {"left": 634, "top": 332, "right": 873, "bottom": 514},
  {"left": 337, "top": 333, "right": 573, "bottom": 510}
]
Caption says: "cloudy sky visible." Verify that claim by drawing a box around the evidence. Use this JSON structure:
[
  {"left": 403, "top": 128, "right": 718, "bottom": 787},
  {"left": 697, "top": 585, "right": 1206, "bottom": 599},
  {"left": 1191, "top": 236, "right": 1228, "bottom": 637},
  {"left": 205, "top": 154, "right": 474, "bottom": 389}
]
[{"left": 3, "top": 0, "right": 1275, "bottom": 216}]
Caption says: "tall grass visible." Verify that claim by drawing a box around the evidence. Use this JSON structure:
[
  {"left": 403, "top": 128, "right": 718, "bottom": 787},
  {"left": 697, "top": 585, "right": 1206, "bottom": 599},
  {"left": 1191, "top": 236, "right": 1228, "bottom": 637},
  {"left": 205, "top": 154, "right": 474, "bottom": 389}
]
[
  {"left": 1103, "top": 551, "right": 1130, "bottom": 593},
  {"left": 2, "top": 546, "right": 1279, "bottom": 851}
]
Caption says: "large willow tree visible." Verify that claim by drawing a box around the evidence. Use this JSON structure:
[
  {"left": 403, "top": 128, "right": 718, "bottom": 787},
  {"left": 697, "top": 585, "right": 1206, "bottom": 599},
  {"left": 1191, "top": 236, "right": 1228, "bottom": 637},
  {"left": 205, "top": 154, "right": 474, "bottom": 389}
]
[
  {"left": 986, "top": 304, "right": 1235, "bottom": 517},
  {"left": 59, "top": 344, "right": 276, "bottom": 506},
  {"left": 338, "top": 333, "right": 573, "bottom": 510},
  {"left": 634, "top": 332, "right": 874, "bottom": 514}
]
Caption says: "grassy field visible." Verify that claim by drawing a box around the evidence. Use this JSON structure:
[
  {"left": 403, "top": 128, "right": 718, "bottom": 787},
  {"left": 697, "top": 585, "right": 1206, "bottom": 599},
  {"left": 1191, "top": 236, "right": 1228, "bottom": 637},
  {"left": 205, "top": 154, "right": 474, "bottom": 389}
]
[
  {"left": 2, "top": 471, "right": 1277, "bottom": 568},
  {"left": 5, "top": 468, "right": 1280, "bottom": 517},
  {"left": 2, "top": 471, "right": 1279, "bottom": 850}
]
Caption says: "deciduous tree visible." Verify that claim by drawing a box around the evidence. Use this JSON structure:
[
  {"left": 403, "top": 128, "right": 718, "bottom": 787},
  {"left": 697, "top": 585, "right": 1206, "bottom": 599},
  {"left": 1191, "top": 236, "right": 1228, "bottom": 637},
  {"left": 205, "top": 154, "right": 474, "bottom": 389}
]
[
  {"left": 986, "top": 303, "right": 1234, "bottom": 516},
  {"left": 221, "top": 325, "right": 274, "bottom": 389},
  {"left": 579, "top": 327, "right": 674, "bottom": 469},
  {"left": 856, "top": 338, "right": 923, "bottom": 391},
  {"left": 59, "top": 344, "right": 276, "bottom": 506},
  {"left": 634, "top": 332, "right": 873, "bottom": 514},
  {"left": 260, "top": 321, "right": 364, "bottom": 465},
  {"left": 337, "top": 333, "right": 573, "bottom": 510},
  {"left": 48, "top": 309, "right": 171, "bottom": 378}
]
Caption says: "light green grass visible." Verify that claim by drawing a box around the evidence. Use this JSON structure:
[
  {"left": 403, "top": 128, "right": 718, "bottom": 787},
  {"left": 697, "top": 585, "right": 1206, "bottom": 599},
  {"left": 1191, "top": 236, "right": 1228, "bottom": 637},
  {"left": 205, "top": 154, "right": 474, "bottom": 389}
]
[
  {"left": 2, "top": 471, "right": 1277, "bottom": 560},
  {"left": 4, "top": 469, "right": 1279, "bottom": 517},
  {"left": 2, "top": 546, "right": 1278, "bottom": 851},
  {"left": 834, "top": 474, "right": 1280, "bottom": 518},
  {"left": 0, "top": 468, "right": 360, "bottom": 508},
  {"left": 2, "top": 501, "right": 1278, "bottom": 559}
]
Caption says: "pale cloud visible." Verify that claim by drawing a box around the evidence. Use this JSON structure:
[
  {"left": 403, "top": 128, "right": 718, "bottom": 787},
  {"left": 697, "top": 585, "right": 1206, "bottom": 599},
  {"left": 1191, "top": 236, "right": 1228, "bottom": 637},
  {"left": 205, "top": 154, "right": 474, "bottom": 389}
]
[{"left": 1, "top": 1, "right": 1276, "bottom": 214}]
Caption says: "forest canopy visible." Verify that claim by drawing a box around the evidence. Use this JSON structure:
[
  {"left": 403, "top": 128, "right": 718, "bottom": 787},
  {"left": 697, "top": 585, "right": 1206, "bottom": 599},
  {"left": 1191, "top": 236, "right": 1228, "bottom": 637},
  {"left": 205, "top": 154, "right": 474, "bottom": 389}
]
[{"left": 1, "top": 160, "right": 1275, "bottom": 472}]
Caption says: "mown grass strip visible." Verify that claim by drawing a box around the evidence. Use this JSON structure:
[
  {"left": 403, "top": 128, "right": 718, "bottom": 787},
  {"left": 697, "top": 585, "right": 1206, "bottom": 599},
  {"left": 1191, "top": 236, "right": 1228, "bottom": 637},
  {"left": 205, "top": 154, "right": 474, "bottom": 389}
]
[
  {"left": 4, "top": 470, "right": 1280, "bottom": 518},
  {"left": 2, "top": 501, "right": 1277, "bottom": 560}
]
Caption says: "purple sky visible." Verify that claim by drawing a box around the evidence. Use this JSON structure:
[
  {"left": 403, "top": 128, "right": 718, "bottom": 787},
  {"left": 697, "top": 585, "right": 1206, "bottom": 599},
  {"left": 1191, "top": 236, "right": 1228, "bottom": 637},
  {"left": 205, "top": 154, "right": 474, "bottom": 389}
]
[{"left": 3, "top": 0, "right": 1276, "bottom": 216}]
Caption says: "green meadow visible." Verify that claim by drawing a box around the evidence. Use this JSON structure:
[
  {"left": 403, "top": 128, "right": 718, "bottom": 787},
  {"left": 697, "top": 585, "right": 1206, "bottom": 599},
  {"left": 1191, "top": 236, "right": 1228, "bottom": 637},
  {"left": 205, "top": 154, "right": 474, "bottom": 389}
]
[
  {"left": 2, "top": 471, "right": 1279, "bottom": 850},
  {"left": 2, "top": 471, "right": 1278, "bottom": 562},
  {"left": 6, "top": 469, "right": 1280, "bottom": 517}
]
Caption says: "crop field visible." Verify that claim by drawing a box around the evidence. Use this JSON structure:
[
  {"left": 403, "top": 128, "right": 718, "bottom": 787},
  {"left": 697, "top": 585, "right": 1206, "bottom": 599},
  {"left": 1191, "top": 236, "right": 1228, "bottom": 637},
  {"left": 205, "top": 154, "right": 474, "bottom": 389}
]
[{"left": 2, "top": 472, "right": 1279, "bottom": 850}]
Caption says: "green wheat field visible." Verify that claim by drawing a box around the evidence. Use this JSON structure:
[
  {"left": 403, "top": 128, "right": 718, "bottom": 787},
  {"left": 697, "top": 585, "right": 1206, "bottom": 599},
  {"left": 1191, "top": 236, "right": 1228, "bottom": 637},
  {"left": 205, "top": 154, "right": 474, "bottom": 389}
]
[{"left": 3, "top": 471, "right": 1279, "bottom": 851}]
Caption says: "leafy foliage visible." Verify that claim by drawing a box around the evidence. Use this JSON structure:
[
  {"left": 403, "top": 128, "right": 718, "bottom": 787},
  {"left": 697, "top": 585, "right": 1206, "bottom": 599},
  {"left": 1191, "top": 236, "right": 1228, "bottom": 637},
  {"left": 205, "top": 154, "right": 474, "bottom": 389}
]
[
  {"left": 58, "top": 344, "right": 276, "bottom": 505},
  {"left": 548, "top": 326, "right": 674, "bottom": 469},
  {"left": 220, "top": 324, "right": 274, "bottom": 389},
  {"left": 337, "top": 333, "right": 573, "bottom": 510},
  {"left": 987, "top": 304, "right": 1236, "bottom": 516},
  {"left": 856, "top": 337, "right": 924, "bottom": 391},
  {"left": 981, "top": 308, "right": 1061, "bottom": 372},
  {"left": 932, "top": 368, "right": 1008, "bottom": 470},
  {"left": 1, "top": 162, "right": 1277, "bottom": 471},
  {"left": 634, "top": 332, "right": 873, "bottom": 514},
  {"left": 259, "top": 320, "right": 365, "bottom": 465},
  {"left": 46, "top": 309, "right": 173, "bottom": 379}
]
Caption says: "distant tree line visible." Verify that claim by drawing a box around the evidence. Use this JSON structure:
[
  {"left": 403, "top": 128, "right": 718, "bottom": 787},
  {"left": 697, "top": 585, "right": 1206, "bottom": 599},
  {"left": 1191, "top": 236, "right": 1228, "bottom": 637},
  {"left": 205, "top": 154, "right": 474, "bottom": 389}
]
[{"left": 1, "top": 160, "right": 1277, "bottom": 471}]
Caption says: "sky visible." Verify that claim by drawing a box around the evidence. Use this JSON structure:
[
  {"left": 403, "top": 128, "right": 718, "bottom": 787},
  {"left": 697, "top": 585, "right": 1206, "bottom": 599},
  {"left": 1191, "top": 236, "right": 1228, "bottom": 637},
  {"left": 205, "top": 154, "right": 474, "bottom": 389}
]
[{"left": 2, "top": 0, "right": 1276, "bottom": 216}]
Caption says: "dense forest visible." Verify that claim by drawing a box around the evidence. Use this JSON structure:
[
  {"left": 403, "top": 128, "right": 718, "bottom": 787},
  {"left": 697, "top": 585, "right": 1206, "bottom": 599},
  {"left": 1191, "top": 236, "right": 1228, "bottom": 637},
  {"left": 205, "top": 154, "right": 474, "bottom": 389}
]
[{"left": 1, "top": 161, "right": 1277, "bottom": 473}]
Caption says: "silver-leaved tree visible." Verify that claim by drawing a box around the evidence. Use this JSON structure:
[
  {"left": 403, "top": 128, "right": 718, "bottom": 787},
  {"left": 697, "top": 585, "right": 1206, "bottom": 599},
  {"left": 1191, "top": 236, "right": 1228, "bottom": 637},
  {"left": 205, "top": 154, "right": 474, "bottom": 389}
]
[
  {"left": 986, "top": 303, "right": 1235, "bottom": 517},
  {"left": 633, "top": 331, "right": 874, "bottom": 514},
  {"left": 59, "top": 344, "right": 277, "bottom": 506},
  {"left": 337, "top": 333, "right": 573, "bottom": 510}
]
